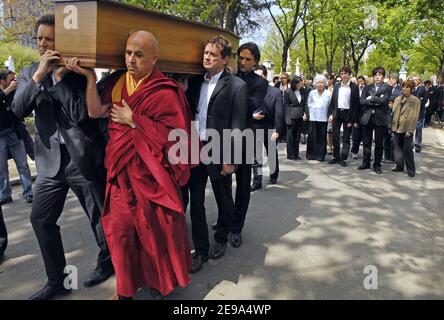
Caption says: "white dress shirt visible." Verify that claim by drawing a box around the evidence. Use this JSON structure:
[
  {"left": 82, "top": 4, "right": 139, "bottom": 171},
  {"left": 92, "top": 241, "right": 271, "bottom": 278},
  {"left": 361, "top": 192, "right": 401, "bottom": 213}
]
[
  {"left": 196, "top": 70, "right": 223, "bottom": 141},
  {"left": 294, "top": 90, "right": 302, "bottom": 102},
  {"left": 337, "top": 81, "right": 351, "bottom": 110},
  {"left": 307, "top": 89, "right": 330, "bottom": 122}
]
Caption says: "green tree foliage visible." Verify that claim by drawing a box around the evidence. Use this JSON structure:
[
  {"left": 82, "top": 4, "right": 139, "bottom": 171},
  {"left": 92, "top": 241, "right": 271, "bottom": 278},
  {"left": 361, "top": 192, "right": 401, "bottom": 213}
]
[
  {"left": 0, "top": 42, "right": 39, "bottom": 75},
  {"left": 122, "top": 0, "right": 266, "bottom": 35}
]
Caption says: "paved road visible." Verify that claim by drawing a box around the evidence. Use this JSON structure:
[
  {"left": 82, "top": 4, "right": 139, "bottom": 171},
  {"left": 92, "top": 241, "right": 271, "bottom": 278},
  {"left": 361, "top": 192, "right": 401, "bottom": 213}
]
[{"left": 1, "top": 126, "right": 443, "bottom": 300}]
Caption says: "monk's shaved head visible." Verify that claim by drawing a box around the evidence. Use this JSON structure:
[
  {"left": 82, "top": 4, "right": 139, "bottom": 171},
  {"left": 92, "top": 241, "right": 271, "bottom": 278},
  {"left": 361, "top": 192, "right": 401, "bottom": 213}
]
[
  {"left": 128, "top": 30, "right": 158, "bottom": 55},
  {"left": 125, "top": 30, "right": 159, "bottom": 82}
]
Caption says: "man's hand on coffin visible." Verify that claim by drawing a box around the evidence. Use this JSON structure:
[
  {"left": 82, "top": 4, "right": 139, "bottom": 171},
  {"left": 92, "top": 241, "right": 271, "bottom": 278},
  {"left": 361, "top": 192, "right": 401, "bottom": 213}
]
[
  {"left": 33, "top": 50, "right": 61, "bottom": 84},
  {"left": 111, "top": 99, "right": 135, "bottom": 128},
  {"left": 65, "top": 57, "right": 96, "bottom": 80}
]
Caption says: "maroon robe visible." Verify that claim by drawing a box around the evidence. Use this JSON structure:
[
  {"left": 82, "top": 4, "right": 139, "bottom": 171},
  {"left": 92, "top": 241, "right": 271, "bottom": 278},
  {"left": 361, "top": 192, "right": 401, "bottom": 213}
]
[{"left": 101, "top": 68, "right": 192, "bottom": 297}]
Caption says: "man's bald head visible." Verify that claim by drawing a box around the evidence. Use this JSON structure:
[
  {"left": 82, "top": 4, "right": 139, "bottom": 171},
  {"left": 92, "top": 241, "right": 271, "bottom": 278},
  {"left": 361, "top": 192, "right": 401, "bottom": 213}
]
[
  {"left": 127, "top": 30, "right": 158, "bottom": 55},
  {"left": 125, "top": 30, "right": 159, "bottom": 82}
]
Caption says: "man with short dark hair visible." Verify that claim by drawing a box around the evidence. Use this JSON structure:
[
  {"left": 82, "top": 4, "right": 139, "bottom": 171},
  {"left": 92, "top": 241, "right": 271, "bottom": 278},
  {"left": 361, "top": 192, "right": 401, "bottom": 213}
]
[
  {"left": 328, "top": 66, "right": 360, "bottom": 166},
  {"left": 358, "top": 67, "right": 392, "bottom": 174},
  {"left": 186, "top": 36, "right": 248, "bottom": 271},
  {"left": 411, "top": 76, "right": 427, "bottom": 152},
  {"left": 383, "top": 73, "right": 403, "bottom": 163},
  {"left": 252, "top": 64, "right": 284, "bottom": 186},
  {"left": 351, "top": 75, "right": 367, "bottom": 159},
  {"left": 13, "top": 14, "right": 113, "bottom": 300}
]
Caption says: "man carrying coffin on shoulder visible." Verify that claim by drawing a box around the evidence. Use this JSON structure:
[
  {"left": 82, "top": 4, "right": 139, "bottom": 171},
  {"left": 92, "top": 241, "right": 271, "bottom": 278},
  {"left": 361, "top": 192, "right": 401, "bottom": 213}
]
[
  {"left": 13, "top": 14, "right": 113, "bottom": 300},
  {"left": 66, "top": 30, "right": 193, "bottom": 300}
]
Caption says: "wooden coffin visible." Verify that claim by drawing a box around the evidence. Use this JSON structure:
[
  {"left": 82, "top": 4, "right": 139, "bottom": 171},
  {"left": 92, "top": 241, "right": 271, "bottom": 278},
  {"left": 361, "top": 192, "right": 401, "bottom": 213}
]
[{"left": 53, "top": 0, "right": 240, "bottom": 74}]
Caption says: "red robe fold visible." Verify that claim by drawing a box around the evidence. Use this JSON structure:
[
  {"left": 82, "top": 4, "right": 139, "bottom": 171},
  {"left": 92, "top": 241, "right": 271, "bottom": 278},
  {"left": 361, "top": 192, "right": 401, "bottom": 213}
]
[{"left": 101, "top": 68, "right": 192, "bottom": 297}]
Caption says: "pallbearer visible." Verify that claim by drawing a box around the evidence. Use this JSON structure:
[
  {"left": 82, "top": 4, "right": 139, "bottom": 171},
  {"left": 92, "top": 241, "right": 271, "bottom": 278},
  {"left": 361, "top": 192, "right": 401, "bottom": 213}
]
[{"left": 67, "top": 31, "right": 192, "bottom": 300}]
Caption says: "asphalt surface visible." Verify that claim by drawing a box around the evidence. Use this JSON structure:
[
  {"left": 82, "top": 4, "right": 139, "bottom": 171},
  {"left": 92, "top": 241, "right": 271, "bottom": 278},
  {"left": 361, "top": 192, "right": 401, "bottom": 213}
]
[{"left": 1, "top": 126, "right": 443, "bottom": 300}]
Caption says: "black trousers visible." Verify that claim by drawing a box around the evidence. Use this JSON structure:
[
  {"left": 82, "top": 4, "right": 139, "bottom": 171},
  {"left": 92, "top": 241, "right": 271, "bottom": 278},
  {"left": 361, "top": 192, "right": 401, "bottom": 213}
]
[
  {"left": 306, "top": 121, "right": 327, "bottom": 161},
  {"left": 383, "top": 128, "right": 395, "bottom": 161},
  {"left": 189, "top": 163, "right": 234, "bottom": 255},
  {"left": 286, "top": 118, "right": 303, "bottom": 159},
  {"left": 394, "top": 132, "right": 415, "bottom": 175},
  {"left": 351, "top": 126, "right": 362, "bottom": 155},
  {"left": 231, "top": 164, "right": 252, "bottom": 235},
  {"left": 332, "top": 110, "right": 353, "bottom": 162},
  {"left": 362, "top": 115, "right": 386, "bottom": 168},
  {"left": 30, "top": 145, "right": 110, "bottom": 286},
  {"left": 253, "top": 129, "right": 279, "bottom": 184},
  {"left": 0, "top": 206, "right": 7, "bottom": 256}
]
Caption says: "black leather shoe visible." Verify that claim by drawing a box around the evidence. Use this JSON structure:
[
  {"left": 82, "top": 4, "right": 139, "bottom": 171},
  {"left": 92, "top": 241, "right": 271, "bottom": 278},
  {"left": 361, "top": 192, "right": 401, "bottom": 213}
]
[
  {"left": 268, "top": 178, "right": 277, "bottom": 185},
  {"left": 0, "top": 197, "right": 12, "bottom": 206},
  {"left": 328, "top": 159, "right": 339, "bottom": 164},
  {"left": 374, "top": 167, "right": 382, "bottom": 174},
  {"left": 190, "top": 254, "right": 209, "bottom": 273},
  {"left": 26, "top": 196, "right": 33, "bottom": 203},
  {"left": 392, "top": 167, "right": 403, "bottom": 172},
  {"left": 408, "top": 172, "right": 415, "bottom": 177},
  {"left": 357, "top": 164, "right": 370, "bottom": 170},
  {"left": 209, "top": 242, "right": 226, "bottom": 260},
  {"left": 250, "top": 183, "right": 262, "bottom": 192},
  {"left": 83, "top": 264, "right": 114, "bottom": 287},
  {"left": 340, "top": 161, "right": 347, "bottom": 167},
  {"left": 415, "top": 147, "right": 421, "bottom": 153},
  {"left": 230, "top": 233, "right": 243, "bottom": 248},
  {"left": 211, "top": 222, "right": 218, "bottom": 231},
  {"left": 29, "top": 283, "right": 72, "bottom": 300}
]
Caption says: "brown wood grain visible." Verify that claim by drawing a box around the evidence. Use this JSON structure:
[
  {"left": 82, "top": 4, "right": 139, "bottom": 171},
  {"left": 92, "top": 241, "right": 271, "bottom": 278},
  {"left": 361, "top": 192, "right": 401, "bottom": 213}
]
[{"left": 54, "top": 0, "right": 239, "bottom": 74}]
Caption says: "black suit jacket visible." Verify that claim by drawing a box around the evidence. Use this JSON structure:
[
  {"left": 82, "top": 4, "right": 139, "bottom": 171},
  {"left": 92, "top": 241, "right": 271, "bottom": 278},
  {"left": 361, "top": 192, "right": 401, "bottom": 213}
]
[
  {"left": 413, "top": 85, "right": 428, "bottom": 115},
  {"left": 390, "top": 84, "right": 403, "bottom": 103},
  {"left": 235, "top": 71, "right": 268, "bottom": 129},
  {"left": 12, "top": 62, "right": 106, "bottom": 180},
  {"left": 187, "top": 70, "right": 248, "bottom": 179},
  {"left": 328, "top": 81, "right": 360, "bottom": 123},
  {"left": 256, "top": 85, "right": 285, "bottom": 136},
  {"left": 359, "top": 83, "right": 392, "bottom": 127},
  {"left": 284, "top": 87, "right": 308, "bottom": 125}
]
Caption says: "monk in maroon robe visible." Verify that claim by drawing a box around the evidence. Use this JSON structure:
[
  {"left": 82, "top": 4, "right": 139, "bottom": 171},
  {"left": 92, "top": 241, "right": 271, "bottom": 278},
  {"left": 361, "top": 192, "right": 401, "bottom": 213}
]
[{"left": 66, "top": 31, "right": 192, "bottom": 299}]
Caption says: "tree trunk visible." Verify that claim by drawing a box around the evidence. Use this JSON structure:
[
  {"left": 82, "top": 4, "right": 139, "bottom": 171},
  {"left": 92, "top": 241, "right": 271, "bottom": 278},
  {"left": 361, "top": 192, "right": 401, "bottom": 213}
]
[
  {"left": 225, "top": 0, "right": 240, "bottom": 33},
  {"left": 281, "top": 43, "right": 289, "bottom": 72}
]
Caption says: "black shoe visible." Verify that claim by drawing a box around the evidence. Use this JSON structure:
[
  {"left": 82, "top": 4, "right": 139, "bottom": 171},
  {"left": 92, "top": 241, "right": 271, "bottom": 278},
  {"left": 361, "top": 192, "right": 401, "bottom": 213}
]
[
  {"left": 211, "top": 222, "right": 218, "bottom": 231},
  {"left": 340, "top": 161, "right": 347, "bottom": 167},
  {"left": 392, "top": 167, "right": 403, "bottom": 172},
  {"left": 26, "top": 196, "right": 33, "bottom": 203},
  {"left": 0, "top": 197, "right": 12, "bottom": 206},
  {"left": 190, "top": 254, "right": 209, "bottom": 273},
  {"left": 357, "top": 164, "right": 370, "bottom": 170},
  {"left": 415, "top": 147, "right": 421, "bottom": 153},
  {"left": 83, "top": 264, "right": 114, "bottom": 287},
  {"left": 268, "top": 178, "right": 277, "bottom": 185},
  {"left": 29, "top": 283, "right": 72, "bottom": 300},
  {"left": 209, "top": 242, "right": 226, "bottom": 260},
  {"left": 328, "top": 159, "right": 339, "bottom": 164},
  {"left": 230, "top": 233, "right": 243, "bottom": 248},
  {"left": 250, "top": 183, "right": 262, "bottom": 192},
  {"left": 374, "top": 167, "right": 382, "bottom": 174},
  {"left": 408, "top": 172, "right": 415, "bottom": 177}
]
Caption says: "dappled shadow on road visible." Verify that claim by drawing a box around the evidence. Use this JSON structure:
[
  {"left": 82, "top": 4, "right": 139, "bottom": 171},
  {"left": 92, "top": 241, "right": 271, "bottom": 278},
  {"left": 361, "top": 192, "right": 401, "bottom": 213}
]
[
  {"left": 1, "top": 128, "right": 444, "bottom": 300},
  {"left": 172, "top": 130, "right": 444, "bottom": 300}
]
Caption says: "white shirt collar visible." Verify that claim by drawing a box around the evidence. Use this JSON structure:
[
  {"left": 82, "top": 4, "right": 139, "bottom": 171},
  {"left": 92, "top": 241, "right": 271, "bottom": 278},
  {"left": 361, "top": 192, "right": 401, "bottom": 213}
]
[
  {"left": 341, "top": 80, "right": 351, "bottom": 87},
  {"left": 204, "top": 70, "right": 224, "bottom": 83}
]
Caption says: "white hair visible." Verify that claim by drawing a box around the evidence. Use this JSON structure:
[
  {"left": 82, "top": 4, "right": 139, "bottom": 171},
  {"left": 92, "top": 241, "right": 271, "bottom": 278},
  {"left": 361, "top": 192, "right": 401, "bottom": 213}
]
[{"left": 313, "top": 74, "right": 328, "bottom": 87}]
